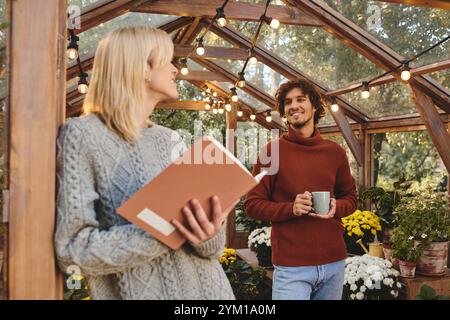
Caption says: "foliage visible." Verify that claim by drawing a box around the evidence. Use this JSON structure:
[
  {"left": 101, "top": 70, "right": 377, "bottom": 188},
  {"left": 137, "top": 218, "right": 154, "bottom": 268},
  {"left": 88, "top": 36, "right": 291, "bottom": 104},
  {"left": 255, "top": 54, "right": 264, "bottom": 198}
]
[
  {"left": 391, "top": 231, "right": 422, "bottom": 263},
  {"left": 235, "top": 199, "right": 270, "bottom": 233},
  {"left": 392, "top": 191, "right": 450, "bottom": 245},
  {"left": 63, "top": 274, "right": 90, "bottom": 300},
  {"left": 342, "top": 210, "right": 381, "bottom": 255},
  {"left": 219, "top": 248, "right": 271, "bottom": 300},
  {"left": 415, "top": 285, "right": 450, "bottom": 300},
  {"left": 343, "top": 255, "right": 402, "bottom": 300}
]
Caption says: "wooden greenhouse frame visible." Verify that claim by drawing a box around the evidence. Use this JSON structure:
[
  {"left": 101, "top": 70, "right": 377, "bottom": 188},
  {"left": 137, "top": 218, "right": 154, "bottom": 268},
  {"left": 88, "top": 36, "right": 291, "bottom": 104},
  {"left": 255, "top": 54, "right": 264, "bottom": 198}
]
[{"left": 1, "top": 0, "right": 449, "bottom": 299}]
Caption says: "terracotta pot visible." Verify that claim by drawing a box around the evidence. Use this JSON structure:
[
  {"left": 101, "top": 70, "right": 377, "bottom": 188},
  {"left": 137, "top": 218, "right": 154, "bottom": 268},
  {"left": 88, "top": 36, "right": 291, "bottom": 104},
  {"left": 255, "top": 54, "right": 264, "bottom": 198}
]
[
  {"left": 391, "top": 257, "right": 400, "bottom": 270},
  {"left": 417, "top": 241, "right": 449, "bottom": 276},
  {"left": 399, "top": 260, "right": 416, "bottom": 278}
]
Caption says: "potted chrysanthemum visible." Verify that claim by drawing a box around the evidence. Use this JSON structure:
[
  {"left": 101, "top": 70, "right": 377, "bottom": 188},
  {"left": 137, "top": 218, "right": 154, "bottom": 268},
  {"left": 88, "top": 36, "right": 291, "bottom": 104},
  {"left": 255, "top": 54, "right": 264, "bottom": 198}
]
[
  {"left": 248, "top": 226, "right": 272, "bottom": 267},
  {"left": 343, "top": 255, "right": 403, "bottom": 300}
]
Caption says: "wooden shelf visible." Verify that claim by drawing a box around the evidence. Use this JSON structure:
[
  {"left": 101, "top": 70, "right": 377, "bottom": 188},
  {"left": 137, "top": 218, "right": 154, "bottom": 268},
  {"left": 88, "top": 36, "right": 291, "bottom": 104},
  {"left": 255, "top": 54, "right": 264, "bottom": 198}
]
[{"left": 399, "top": 269, "right": 450, "bottom": 300}]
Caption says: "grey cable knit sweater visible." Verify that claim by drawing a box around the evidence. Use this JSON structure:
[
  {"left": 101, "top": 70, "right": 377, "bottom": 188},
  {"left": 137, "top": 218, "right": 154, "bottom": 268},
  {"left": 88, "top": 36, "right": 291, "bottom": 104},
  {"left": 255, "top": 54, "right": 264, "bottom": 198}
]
[{"left": 54, "top": 114, "right": 235, "bottom": 300}]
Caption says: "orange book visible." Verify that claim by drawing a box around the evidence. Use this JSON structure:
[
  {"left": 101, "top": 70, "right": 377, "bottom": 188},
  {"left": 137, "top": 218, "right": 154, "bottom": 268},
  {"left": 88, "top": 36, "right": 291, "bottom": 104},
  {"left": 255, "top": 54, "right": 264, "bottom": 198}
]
[{"left": 117, "top": 136, "right": 267, "bottom": 250}]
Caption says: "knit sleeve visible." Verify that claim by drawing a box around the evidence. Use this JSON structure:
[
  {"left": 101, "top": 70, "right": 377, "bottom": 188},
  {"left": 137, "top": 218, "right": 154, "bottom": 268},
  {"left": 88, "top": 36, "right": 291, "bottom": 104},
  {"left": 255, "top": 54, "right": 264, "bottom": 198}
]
[
  {"left": 244, "top": 144, "right": 295, "bottom": 222},
  {"left": 334, "top": 151, "right": 358, "bottom": 219},
  {"left": 54, "top": 120, "right": 170, "bottom": 277}
]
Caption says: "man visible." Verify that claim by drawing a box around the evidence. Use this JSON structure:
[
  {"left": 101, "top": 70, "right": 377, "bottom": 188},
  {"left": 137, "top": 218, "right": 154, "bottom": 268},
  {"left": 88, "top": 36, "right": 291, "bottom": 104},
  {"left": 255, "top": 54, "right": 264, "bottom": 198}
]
[{"left": 244, "top": 79, "right": 358, "bottom": 300}]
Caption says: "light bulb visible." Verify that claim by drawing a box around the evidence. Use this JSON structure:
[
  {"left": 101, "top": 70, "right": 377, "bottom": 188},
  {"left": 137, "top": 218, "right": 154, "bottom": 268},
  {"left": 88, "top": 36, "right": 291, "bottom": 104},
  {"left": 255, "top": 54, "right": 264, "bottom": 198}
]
[
  {"left": 237, "top": 110, "right": 243, "bottom": 117},
  {"left": 78, "top": 83, "right": 88, "bottom": 94},
  {"left": 212, "top": 91, "right": 218, "bottom": 97},
  {"left": 282, "top": 116, "right": 287, "bottom": 123},
  {"left": 270, "top": 18, "right": 280, "bottom": 29},
  {"left": 206, "top": 88, "right": 211, "bottom": 94},
  {"left": 196, "top": 45, "right": 205, "bottom": 56},
  {"left": 250, "top": 114, "right": 256, "bottom": 121},
  {"left": 266, "top": 115, "right": 272, "bottom": 122},
  {"left": 212, "top": 108, "right": 218, "bottom": 114},
  {"left": 401, "top": 69, "right": 411, "bottom": 81},
  {"left": 218, "top": 107, "right": 224, "bottom": 114},
  {"left": 201, "top": 91, "right": 206, "bottom": 96},
  {"left": 361, "top": 90, "right": 370, "bottom": 99},
  {"left": 67, "top": 48, "right": 79, "bottom": 60},
  {"left": 181, "top": 66, "right": 189, "bottom": 75},
  {"left": 231, "top": 95, "right": 239, "bottom": 102},
  {"left": 205, "top": 103, "right": 211, "bottom": 110},
  {"left": 361, "top": 82, "right": 370, "bottom": 99},
  {"left": 225, "top": 103, "right": 232, "bottom": 112},
  {"left": 237, "top": 79, "right": 246, "bottom": 88},
  {"left": 331, "top": 103, "right": 339, "bottom": 112},
  {"left": 249, "top": 56, "right": 258, "bottom": 65},
  {"left": 217, "top": 17, "right": 227, "bottom": 27}
]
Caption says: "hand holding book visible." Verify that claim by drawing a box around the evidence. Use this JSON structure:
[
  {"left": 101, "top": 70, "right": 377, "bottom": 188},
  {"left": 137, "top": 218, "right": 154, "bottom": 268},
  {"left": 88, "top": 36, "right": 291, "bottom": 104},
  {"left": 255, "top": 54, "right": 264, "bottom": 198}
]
[{"left": 171, "top": 196, "right": 239, "bottom": 245}]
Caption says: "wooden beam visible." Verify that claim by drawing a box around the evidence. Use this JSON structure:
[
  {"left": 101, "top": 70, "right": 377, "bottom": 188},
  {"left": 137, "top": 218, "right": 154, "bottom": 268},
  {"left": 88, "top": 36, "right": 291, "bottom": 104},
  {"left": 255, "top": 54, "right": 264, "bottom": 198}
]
[
  {"left": 8, "top": 0, "right": 65, "bottom": 299},
  {"left": 285, "top": 0, "right": 450, "bottom": 114},
  {"left": 330, "top": 107, "right": 363, "bottom": 166},
  {"left": 410, "top": 84, "right": 450, "bottom": 173},
  {"left": 178, "top": 71, "right": 231, "bottom": 82},
  {"left": 157, "top": 100, "right": 209, "bottom": 111},
  {"left": 375, "top": 0, "right": 450, "bottom": 10},
  {"left": 177, "top": 17, "right": 202, "bottom": 45},
  {"left": 194, "top": 58, "right": 276, "bottom": 109},
  {"left": 174, "top": 45, "right": 248, "bottom": 60},
  {"left": 208, "top": 22, "right": 369, "bottom": 123},
  {"left": 133, "top": 0, "right": 323, "bottom": 27},
  {"left": 326, "top": 59, "right": 450, "bottom": 97}
]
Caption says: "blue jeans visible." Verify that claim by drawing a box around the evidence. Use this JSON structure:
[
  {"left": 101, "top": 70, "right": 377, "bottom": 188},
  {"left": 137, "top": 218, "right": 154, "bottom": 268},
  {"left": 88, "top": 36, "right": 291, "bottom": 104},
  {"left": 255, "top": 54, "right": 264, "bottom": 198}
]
[{"left": 272, "top": 259, "right": 345, "bottom": 300}]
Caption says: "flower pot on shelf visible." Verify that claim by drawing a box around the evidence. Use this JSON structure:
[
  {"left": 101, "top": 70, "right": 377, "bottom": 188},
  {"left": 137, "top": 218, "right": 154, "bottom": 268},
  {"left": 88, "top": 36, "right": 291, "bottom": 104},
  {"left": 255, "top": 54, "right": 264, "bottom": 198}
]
[
  {"left": 416, "top": 241, "right": 449, "bottom": 277},
  {"left": 399, "top": 260, "right": 416, "bottom": 278}
]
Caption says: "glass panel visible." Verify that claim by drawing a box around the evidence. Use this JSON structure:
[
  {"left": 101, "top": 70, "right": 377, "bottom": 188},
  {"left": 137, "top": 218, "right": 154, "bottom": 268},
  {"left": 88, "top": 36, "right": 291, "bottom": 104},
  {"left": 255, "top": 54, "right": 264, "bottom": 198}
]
[
  {"left": 75, "top": 13, "right": 178, "bottom": 61},
  {"left": 199, "top": 28, "right": 234, "bottom": 48},
  {"left": 373, "top": 131, "right": 447, "bottom": 192},
  {"left": 225, "top": 22, "right": 384, "bottom": 89},
  {"left": 176, "top": 80, "right": 203, "bottom": 100},
  {"left": 341, "top": 81, "right": 417, "bottom": 118},
  {"left": 68, "top": 0, "right": 112, "bottom": 9},
  {"left": 327, "top": 135, "right": 360, "bottom": 190},
  {"left": 320, "top": 111, "right": 337, "bottom": 126},
  {"left": 428, "top": 69, "right": 450, "bottom": 91},
  {"left": 323, "top": 1, "right": 450, "bottom": 65}
]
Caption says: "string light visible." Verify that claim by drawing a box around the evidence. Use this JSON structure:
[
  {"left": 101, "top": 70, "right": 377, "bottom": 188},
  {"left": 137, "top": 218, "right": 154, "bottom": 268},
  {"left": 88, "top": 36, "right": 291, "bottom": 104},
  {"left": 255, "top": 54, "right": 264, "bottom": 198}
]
[
  {"left": 218, "top": 104, "right": 224, "bottom": 114},
  {"left": 225, "top": 99, "right": 232, "bottom": 112},
  {"left": 212, "top": 107, "right": 218, "bottom": 114},
  {"left": 261, "top": 15, "right": 280, "bottom": 30},
  {"left": 237, "top": 72, "right": 246, "bottom": 88},
  {"left": 400, "top": 62, "right": 411, "bottom": 81},
  {"left": 250, "top": 114, "right": 256, "bottom": 121},
  {"left": 77, "top": 72, "right": 89, "bottom": 94},
  {"left": 230, "top": 87, "right": 239, "bottom": 102},
  {"left": 361, "top": 81, "right": 370, "bottom": 99},
  {"left": 237, "top": 110, "right": 243, "bottom": 117},
  {"left": 67, "top": 30, "right": 79, "bottom": 60},
  {"left": 205, "top": 103, "right": 211, "bottom": 110},
  {"left": 196, "top": 38, "right": 205, "bottom": 56},
  {"left": 265, "top": 110, "right": 272, "bottom": 122},
  {"left": 282, "top": 116, "right": 287, "bottom": 123},
  {"left": 212, "top": 91, "right": 218, "bottom": 97},
  {"left": 180, "top": 58, "right": 189, "bottom": 75},
  {"left": 249, "top": 50, "right": 258, "bottom": 65},
  {"left": 331, "top": 96, "right": 339, "bottom": 112},
  {"left": 216, "top": 7, "right": 227, "bottom": 27}
]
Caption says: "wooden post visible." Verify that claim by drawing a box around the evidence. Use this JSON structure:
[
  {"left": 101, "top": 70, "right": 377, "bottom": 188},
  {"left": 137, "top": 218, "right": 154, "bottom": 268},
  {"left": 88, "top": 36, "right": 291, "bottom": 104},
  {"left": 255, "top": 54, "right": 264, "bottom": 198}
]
[
  {"left": 7, "top": 0, "right": 66, "bottom": 299},
  {"left": 225, "top": 106, "right": 238, "bottom": 248}
]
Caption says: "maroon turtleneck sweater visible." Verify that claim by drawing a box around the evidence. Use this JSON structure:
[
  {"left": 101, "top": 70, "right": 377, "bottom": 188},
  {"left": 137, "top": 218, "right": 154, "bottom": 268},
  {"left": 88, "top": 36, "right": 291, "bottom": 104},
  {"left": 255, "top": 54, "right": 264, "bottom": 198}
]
[{"left": 244, "top": 126, "right": 358, "bottom": 266}]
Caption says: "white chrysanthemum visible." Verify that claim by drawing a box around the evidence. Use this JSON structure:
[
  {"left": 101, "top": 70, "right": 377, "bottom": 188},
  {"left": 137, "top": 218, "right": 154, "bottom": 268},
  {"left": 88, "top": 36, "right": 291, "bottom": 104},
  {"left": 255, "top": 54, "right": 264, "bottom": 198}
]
[
  {"left": 356, "top": 292, "right": 364, "bottom": 300},
  {"left": 364, "top": 279, "right": 373, "bottom": 289},
  {"left": 360, "top": 285, "right": 367, "bottom": 293},
  {"left": 350, "top": 294, "right": 356, "bottom": 300},
  {"left": 383, "top": 278, "right": 391, "bottom": 286},
  {"left": 350, "top": 284, "right": 358, "bottom": 291},
  {"left": 348, "top": 277, "right": 356, "bottom": 285},
  {"left": 392, "top": 270, "right": 400, "bottom": 277},
  {"left": 391, "top": 290, "right": 398, "bottom": 298},
  {"left": 397, "top": 282, "right": 402, "bottom": 289}
]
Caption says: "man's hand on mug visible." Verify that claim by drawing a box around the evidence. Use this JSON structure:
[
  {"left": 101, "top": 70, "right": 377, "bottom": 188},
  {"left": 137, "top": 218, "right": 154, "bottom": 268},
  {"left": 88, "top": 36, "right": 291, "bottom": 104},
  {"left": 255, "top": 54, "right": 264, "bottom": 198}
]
[
  {"left": 309, "top": 198, "right": 336, "bottom": 220},
  {"left": 293, "top": 191, "right": 313, "bottom": 216}
]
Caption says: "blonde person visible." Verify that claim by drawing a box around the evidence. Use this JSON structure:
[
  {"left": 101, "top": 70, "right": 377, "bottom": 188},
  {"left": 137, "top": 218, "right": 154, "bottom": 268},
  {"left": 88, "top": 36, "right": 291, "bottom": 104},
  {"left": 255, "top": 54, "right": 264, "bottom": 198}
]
[{"left": 54, "top": 26, "right": 235, "bottom": 300}]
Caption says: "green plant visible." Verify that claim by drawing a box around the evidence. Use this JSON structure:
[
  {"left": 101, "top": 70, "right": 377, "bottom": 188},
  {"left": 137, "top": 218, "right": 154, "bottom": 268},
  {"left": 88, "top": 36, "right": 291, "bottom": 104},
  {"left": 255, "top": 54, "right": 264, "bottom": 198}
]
[
  {"left": 415, "top": 285, "right": 450, "bottom": 300},
  {"left": 359, "top": 179, "right": 409, "bottom": 229},
  {"left": 393, "top": 191, "right": 450, "bottom": 246},
  {"left": 391, "top": 229, "right": 422, "bottom": 262},
  {"left": 235, "top": 198, "right": 270, "bottom": 232},
  {"left": 219, "top": 247, "right": 271, "bottom": 300}
]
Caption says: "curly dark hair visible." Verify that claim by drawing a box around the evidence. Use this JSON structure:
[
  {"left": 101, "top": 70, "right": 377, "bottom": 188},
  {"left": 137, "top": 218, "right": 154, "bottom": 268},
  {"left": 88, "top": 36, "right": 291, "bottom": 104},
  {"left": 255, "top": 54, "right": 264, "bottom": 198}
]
[{"left": 275, "top": 79, "right": 326, "bottom": 125}]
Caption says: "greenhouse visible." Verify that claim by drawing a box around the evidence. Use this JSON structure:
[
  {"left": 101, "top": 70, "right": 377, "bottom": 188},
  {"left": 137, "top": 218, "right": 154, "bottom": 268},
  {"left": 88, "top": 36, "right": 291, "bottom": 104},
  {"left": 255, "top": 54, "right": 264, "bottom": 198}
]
[{"left": 0, "top": 0, "right": 449, "bottom": 301}]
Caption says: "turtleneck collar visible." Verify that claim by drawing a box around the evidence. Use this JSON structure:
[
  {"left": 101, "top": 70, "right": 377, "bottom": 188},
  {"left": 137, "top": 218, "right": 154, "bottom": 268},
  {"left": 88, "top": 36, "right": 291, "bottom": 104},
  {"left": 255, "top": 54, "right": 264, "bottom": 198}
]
[{"left": 283, "top": 125, "right": 323, "bottom": 146}]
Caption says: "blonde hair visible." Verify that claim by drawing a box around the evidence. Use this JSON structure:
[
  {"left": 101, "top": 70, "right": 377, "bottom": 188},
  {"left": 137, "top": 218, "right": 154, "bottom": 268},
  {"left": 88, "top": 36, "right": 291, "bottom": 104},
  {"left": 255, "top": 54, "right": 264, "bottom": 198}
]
[{"left": 82, "top": 26, "right": 174, "bottom": 142}]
